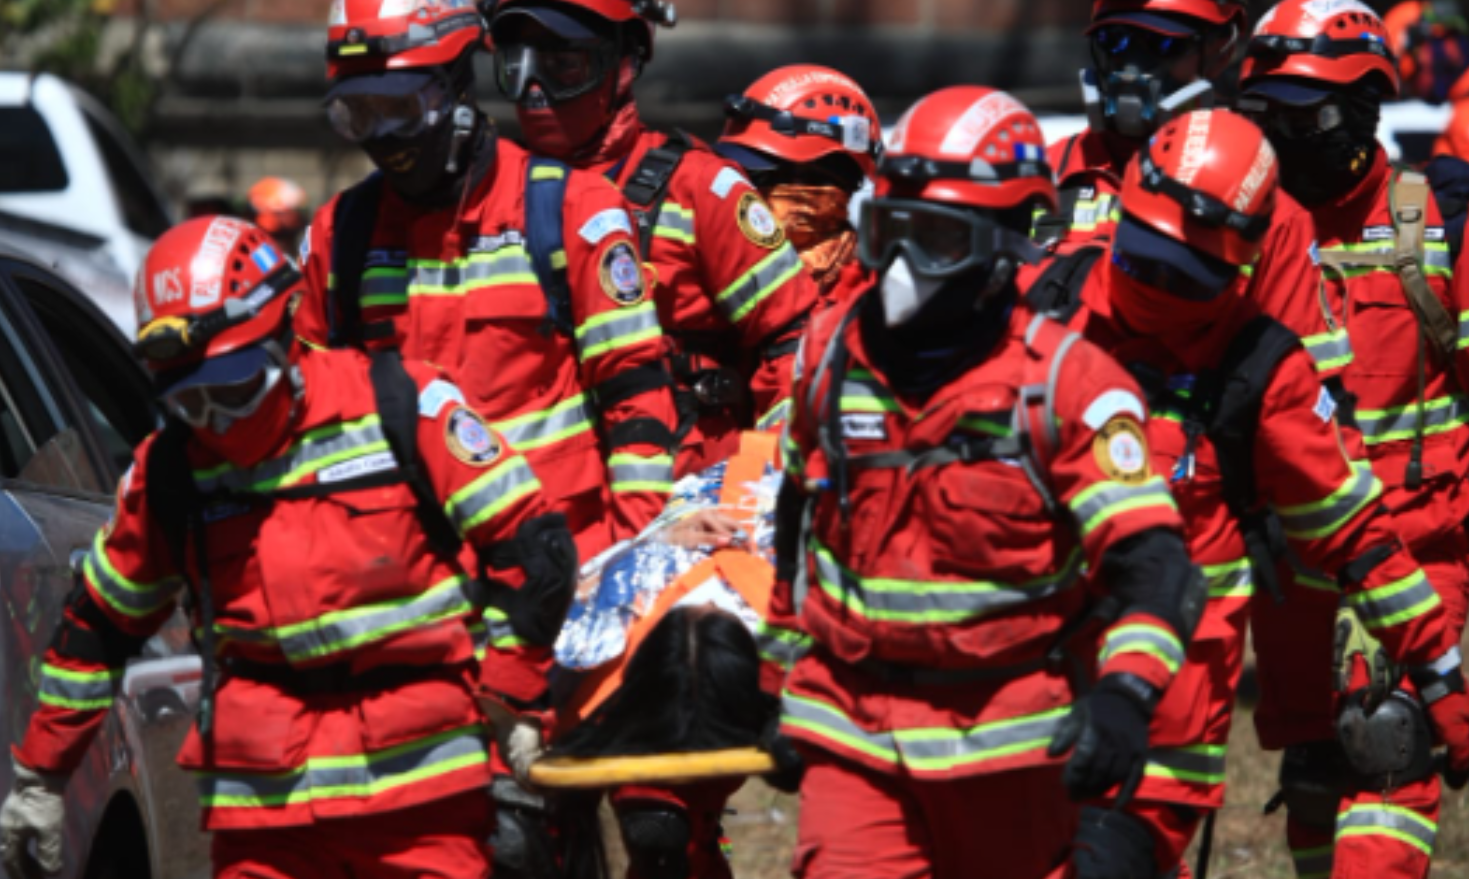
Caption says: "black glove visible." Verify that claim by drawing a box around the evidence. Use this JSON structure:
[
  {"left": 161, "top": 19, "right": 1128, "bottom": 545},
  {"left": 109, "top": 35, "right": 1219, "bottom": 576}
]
[
  {"left": 1047, "top": 673, "right": 1157, "bottom": 807},
  {"left": 760, "top": 712, "right": 805, "bottom": 794},
  {"left": 483, "top": 513, "right": 578, "bottom": 647},
  {"left": 1068, "top": 805, "right": 1162, "bottom": 879}
]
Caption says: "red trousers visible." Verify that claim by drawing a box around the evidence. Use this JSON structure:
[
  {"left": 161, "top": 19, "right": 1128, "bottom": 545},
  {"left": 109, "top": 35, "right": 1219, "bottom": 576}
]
[
  {"left": 612, "top": 780, "right": 742, "bottom": 879},
  {"left": 792, "top": 753, "right": 1077, "bottom": 879},
  {"left": 1285, "top": 779, "right": 1441, "bottom": 879},
  {"left": 210, "top": 790, "right": 493, "bottom": 878}
]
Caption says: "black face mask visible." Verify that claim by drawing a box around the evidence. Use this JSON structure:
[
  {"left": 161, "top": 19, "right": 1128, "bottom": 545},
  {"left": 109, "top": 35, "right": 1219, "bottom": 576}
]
[
  {"left": 364, "top": 107, "right": 491, "bottom": 207},
  {"left": 1266, "top": 92, "right": 1380, "bottom": 206}
]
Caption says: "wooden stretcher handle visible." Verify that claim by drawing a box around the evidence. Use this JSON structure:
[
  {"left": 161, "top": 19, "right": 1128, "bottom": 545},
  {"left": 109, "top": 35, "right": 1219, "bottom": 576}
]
[{"left": 527, "top": 747, "right": 777, "bottom": 788}]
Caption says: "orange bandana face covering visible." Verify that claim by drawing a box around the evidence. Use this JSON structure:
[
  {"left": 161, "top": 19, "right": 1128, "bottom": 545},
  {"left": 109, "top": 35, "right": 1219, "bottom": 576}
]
[{"left": 765, "top": 183, "right": 856, "bottom": 289}]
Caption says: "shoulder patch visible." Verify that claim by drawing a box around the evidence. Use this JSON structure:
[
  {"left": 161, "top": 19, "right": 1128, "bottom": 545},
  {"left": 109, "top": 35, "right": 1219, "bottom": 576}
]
[
  {"left": 598, "top": 241, "right": 648, "bottom": 306},
  {"left": 445, "top": 407, "right": 502, "bottom": 467},
  {"left": 736, "top": 192, "right": 786, "bottom": 249},
  {"left": 711, "top": 167, "right": 750, "bottom": 200},
  {"left": 1093, "top": 417, "right": 1150, "bottom": 484},
  {"left": 1314, "top": 385, "right": 1338, "bottom": 423},
  {"left": 419, "top": 379, "right": 467, "bottom": 420},
  {"left": 578, "top": 208, "right": 634, "bottom": 246}
]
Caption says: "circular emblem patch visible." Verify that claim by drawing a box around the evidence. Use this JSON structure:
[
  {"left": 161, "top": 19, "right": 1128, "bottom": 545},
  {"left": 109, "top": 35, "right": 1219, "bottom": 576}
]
[
  {"left": 445, "top": 407, "right": 501, "bottom": 467},
  {"left": 598, "top": 241, "right": 648, "bottom": 306},
  {"left": 1093, "top": 417, "right": 1150, "bottom": 484},
  {"left": 736, "top": 191, "right": 786, "bottom": 249}
]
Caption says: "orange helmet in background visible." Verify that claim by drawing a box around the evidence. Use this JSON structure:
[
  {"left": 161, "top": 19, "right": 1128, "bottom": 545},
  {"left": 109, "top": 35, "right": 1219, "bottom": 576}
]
[
  {"left": 247, "top": 177, "right": 308, "bottom": 237},
  {"left": 716, "top": 65, "right": 881, "bottom": 185},
  {"left": 1240, "top": 0, "right": 1401, "bottom": 97},
  {"left": 1122, "top": 109, "right": 1276, "bottom": 267}
]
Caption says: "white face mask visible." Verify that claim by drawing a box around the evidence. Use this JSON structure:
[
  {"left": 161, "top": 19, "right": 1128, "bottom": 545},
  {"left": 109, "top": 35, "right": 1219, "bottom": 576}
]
[{"left": 879, "top": 255, "right": 947, "bottom": 328}]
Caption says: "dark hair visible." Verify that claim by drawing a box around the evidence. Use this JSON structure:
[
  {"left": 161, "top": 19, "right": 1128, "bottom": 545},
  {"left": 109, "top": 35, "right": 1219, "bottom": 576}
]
[{"left": 552, "top": 606, "right": 777, "bottom": 757}]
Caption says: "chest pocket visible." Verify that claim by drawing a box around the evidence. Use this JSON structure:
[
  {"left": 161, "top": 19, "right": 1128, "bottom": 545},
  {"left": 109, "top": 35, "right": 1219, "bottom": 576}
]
[
  {"left": 460, "top": 281, "right": 564, "bottom": 408},
  {"left": 1344, "top": 276, "right": 1428, "bottom": 381},
  {"left": 922, "top": 460, "right": 1058, "bottom": 581}
]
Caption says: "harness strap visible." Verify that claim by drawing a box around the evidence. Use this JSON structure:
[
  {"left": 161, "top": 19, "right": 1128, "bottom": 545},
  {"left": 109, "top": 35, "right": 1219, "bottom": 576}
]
[
  {"left": 619, "top": 130, "right": 696, "bottom": 255},
  {"left": 327, "top": 173, "right": 386, "bottom": 349}
]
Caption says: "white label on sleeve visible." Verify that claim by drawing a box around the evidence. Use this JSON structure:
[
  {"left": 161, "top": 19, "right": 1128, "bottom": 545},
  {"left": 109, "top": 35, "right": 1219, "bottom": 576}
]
[
  {"left": 711, "top": 167, "right": 749, "bottom": 200},
  {"left": 419, "top": 379, "right": 466, "bottom": 420},
  {"left": 1082, "top": 389, "right": 1146, "bottom": 430},
  {"left": 318, "top": 451, "right": 396, "bottom": 484},
  {"left": 1314, "top": 386, "right": 1338, "bottom": 423},
  {"left": 578, "top": 208, "right": 634, "bottom": 245}
]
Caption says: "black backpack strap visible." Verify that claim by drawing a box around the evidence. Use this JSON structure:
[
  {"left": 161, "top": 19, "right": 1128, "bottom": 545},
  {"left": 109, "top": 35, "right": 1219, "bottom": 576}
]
[
  {"left": 1203, "top": 315, "right": 1302, "bottom": 604},
  {"left": 1024, "top": 245, "right": 1106, "bottom": 324},
  {"left": 367, "top": 349, "right": 464, "bottom": 560},
  {"left": 620, "top": 130, "right": 695, "bottom": 255},
  {"left": 327, "top": 173, "right": 386, "bottom": 349}
]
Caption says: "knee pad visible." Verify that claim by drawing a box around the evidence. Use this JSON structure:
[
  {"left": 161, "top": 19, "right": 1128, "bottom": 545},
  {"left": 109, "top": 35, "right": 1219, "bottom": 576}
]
[
  {"left": 1070, "top": 806, "right": 1161, "bottom": 879},
  {"left": 620, "top": 805, "right": 692, "bottom": 879},
  {"left": 490, "top": 777, "right": 560, "bottom": 879},
  {"left": 1276, "top": 742, "right": 1345, "bottom": 831}
]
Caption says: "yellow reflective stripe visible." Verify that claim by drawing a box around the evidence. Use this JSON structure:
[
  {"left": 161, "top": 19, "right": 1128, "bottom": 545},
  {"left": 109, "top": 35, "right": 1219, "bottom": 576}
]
[
  {"left": 1100, "top": 621, "right": 1185, "bottom": 674},
  {"left": 573, "top": 301, "right": 661, "bottom": 360},
  {"left": 446, "top": 457, "right": 542, "bottom": 533},
  {"left": 716, "top": 244, "right": 803, "bottom": 324},
  {"left": 493, "top": 394, "right": 596, "bottom": 452},
  {"left": 85, "top": 531, "right": 182, "bottom": 619},
  {"left": 1346, "top": 569, "right": 1441, "bottom": 631},
  {"left": 1068, "top": 477, "right": 1177, "bottom": 538},
  {"left": 608, "top": 452, "right": 674, "bottom": 494},
  {"left": 1276, "top": 461, "right": 1381, "bottom": 541},
  {"left": 407, "top": 250, "right": 537, "bottom": 296}
]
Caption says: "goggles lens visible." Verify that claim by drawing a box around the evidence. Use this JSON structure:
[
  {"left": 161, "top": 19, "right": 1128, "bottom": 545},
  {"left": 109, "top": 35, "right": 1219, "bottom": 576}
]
[
  {"left": 163, "top": 361, "right": 281, "bottom": 429},
  {"left": 1112, "top": 247, "right": 1238, "bottom": 302},
  {"left": 494, "top": 42, "right": 614, "bottom": 103},
  {"left": 1091, "top": 24, "right": 1199, "bottom": 75},
  {"left": 324, "top": 77, "right": 451, "bottom": 144},
  {"left": 858, "top": 198, "right": 992, "bottom": 278},
  {"left": 1235, "top": 96, "right": 1343, "bottom": 139}
]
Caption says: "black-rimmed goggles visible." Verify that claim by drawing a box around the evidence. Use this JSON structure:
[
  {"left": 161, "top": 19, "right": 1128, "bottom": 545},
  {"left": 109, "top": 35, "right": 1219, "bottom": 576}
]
[
  {"left": 1091, "top": 23, "right": 1203, "bottom": 75},
  {"left": 325, "top": 71, "right": 455, "bottom": 144},
  {"left": 494, "top": 40, "right": 620, "bottom": 103},
  {"left": 134, "top": 265, "right": 301, "bottom": 364},
  {"left": 1246, "top": 32, "right": 1391, "bottom": 65},
  {"left": 723, "top": 95, "right": 878, "bottom": 157},
  {"left": 1136, "top": 148, "right": 1271, "bottom": 241},
  {"left": 878, "top": 153, "right": 1052, "bottom": 186},
  {"left": 1235, "top": 94, "right": 1345, "bottom": 138},
  {"left": 858, "top": 198, "right": 1015, "bottom": 278}
]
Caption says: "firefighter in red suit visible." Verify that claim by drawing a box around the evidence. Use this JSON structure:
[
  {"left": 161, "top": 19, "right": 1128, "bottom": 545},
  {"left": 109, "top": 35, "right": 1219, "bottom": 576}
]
[
  {"left": 1237, "top": 2, "right": 1469, "bottom": 874},
  {"left": 756, "top": 85, "right": 1201, "bottom": 879},
  {"left": 715, "top": 64, "right": 881, "bottom": 315},
  {"left": 294, "top": 0, "right": 679, "bottom": 565},
  {"left": 1023, "top": 108, "right": 1469, "bottom": 878},
  {"left": 1042, "top": 0, "right": 1355, "bottom": 385},
  {"left": 0, "top": 217, "right": 578, "bottom": 879},
  {"left": 486, "top": 0, "right": 817, "bottom": 469}
]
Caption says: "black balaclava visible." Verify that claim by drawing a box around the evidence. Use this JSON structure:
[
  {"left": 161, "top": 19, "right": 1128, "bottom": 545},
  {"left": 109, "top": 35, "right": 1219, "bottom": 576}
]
[{"left": 1268, "top": 84, "right": 1382, "bottom": 207}]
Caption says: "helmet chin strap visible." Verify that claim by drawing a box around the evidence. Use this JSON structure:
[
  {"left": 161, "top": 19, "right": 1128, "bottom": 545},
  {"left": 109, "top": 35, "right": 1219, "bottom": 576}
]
[{"left": 445, "top": 104, "right": 478, "bottom": 175}]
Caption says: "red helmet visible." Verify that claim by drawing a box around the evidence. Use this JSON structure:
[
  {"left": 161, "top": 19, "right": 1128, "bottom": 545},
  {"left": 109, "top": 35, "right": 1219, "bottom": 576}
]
[
  {"left": 489, "top": 0, "right": 675, "bottom": 62},
  {"left": 717, "top": 65, "right": 881, "bottom": 181},
  {"left": 247, "top": 177, "right": 308, "bottom": 236},
  {"left": 878, "top": 86, "right": 1056, "bottom": 212},
  {"left": 1121, "top": 109, "right": 1276, "bottom": 266},
  {"left": 1090, "top": 0, "right": 1247, "bottom": 31},
  {"left": 326, "top": 0, "right": 488, "bottom": 80},
  {"left": 1240, "top": 0, "right": 1401, "bottom": 97},
  {"left": 133, "top": 217, "right": 300, "bottom": 384}
]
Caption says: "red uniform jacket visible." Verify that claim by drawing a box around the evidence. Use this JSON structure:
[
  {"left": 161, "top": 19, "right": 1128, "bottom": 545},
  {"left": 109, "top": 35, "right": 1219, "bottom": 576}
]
[
  {"left": 295, "top": 140, "right": 678, "bottom": 560},
  {"left": 587, "top": 126, "right": 817, "bottom": 471},
  {"left": 761, "top": 296, "right": 1188, "bottom": 781},
  {"left": 1063, "top": 265, "right": 1452, "bottom": 809},
  {"left": 18, "top": 350, "right": 547, "bottom": 830}
]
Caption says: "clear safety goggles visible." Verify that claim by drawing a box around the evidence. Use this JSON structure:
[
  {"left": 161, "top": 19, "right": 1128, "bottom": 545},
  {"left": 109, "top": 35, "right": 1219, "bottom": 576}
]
[
  {"left": 324, "top": 74, "right": 454, "bottom": 144},
  {"left": 858, "top": 198, "right": 1006, "bottom": 278},
  {"left": 1235, "top": 95, "right": 1345, "bottom": 139},
  {"left": 133, "top": 266, "right": 300, "bottom": 364},
  {"left": 493, "top": 41, "right": 619, "bottom": 104},
  {"left": 162, "top": 360, "right": 283, "bottom": 430}
]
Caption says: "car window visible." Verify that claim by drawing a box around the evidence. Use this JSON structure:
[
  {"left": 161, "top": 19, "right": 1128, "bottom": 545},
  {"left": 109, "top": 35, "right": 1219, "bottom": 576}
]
[
  {"left": 0, "top": 288, "right": 97, "bottom": 490},
  {"left": 0, "top": 107, "right": 68, "bottom": 194},
  {"left": 81, "top": 110, "right": 172, "bottom": 240},
  {"left": 10, "top": 273, "right": 157, "bottom": 477}
]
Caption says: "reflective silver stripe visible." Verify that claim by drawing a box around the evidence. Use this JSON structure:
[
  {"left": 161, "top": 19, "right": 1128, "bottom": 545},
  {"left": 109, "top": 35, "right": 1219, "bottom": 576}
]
[
  {"left": 1276, "top": 461, "right": 1380, "bottom": 540},
  {"left": 1144, "top": 745, "right": 1226, "bottom": 785},
  {"left": 608, "top": 454, "right": 674, "bottom": 493},
  {"left": 715, "top": 244, "right": 803, "bottom": 324},
  {"left": 1070, "top": 195, "right": 1117, "bottom": 230},
  {"left": 215, "top": 575, "right": 478, "bottom": 663},
  {"left": 1304, "top": 330, "right": 1353, "bottom": 372},
  {"left": 1068, "top": 478, "right": 1174, "bottom": 537},
  {"left": 482, "top": 607, "right": 521, "bottom": 648},
  {"left": 1320, "top": 241, "right": 1453, "bottom": 273},
  {"left": 198, "top": 726, "right": 488, "bottom": 808},
  {"left": 841, "top": 370, "right": 899, "bottom": 413},
  {"left": 1099, "top": 622, "right": 1185, "bottom": 673},
  {"left": 1345, "top": 570, "right": 1440, "bottom": 631},
  {"left": 756, "top": 623, "right": 811, "bottom": 669},
  {"left": 85, "top": 533, "right": 184, "bottom": 619},
  {"left": 654, "top": 204, "right": 695, "bottom": 242},
  {"left": 1460, "top": 311, "right": 1469, "bottom": 350},
  {"left": 1291, "top": 844, "right": 1334, "bottom": 879},
  {"left": 494, "top": 396, "right": 596, "bottom": 452},
  {"left": 194, "top": 416, "right": 389, "bottom": 495},
  {"left": 809, "top": 539, "right": 1082, "bottom": 624},
  {"left": 38, "top": 664, "right": 119, "bottom": 710},
  {"left": 362, "top": 266, "right": 408, "bottom": 306},
  {"left": 783, "top": 692, "right": 1069, "bottom": 772},
  {"left": 1355, "top": 394, "right": 1469, "bottom": 445},
  {"left": 444, "top": 458, "right": 540, "bottom": 534},
  {"left": 408, "top": 250, "right": 536, "bottom": 294},
  {"left": 1204, "top": 558, "right": 1253, "bottom": 600},
  {"left": 1336, "top": 804, "right": 1437, "bottom": 855},
  {"left": 574, "top": 303, "right": 661, "bottom": 360}
]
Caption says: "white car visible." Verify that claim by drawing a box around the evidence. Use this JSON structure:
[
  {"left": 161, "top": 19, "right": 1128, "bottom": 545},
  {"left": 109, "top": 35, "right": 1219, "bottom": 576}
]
[{"left": 0, "top": 73, "right": 175, "bottom": 335}]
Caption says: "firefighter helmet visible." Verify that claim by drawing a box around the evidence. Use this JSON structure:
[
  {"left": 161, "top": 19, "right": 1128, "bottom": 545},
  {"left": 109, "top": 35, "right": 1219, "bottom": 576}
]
[
  {"left": 488, "top": 0, "right": 675, "bottom": 62},
  {"left": 1240, "top": 0, "right": 1401, "bottom": 97},
  {"left": 326, "top": 0, "right": 488, "bottom": 81},
  {"left": 1090, "top": 0, "right": 1247, "bottom": 32},
  {"left": 717, "top": 65, "right": 881, "bottom": 180}
]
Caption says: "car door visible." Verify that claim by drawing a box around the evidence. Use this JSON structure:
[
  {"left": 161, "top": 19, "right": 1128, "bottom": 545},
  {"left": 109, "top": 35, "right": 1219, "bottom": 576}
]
[{"left": 0, "top": 257, "right": 209, "bottom": 879}]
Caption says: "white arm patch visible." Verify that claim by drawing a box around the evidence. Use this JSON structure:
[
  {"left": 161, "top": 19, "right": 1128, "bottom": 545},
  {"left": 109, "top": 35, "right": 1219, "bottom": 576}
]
[
  {"left": 578, "top": 208, "right": 634, "bottom": 245},
  {"left": 711, "top": 167, "right": 751, "bottom": 200},
  {"left": 1082, "top": 390, "right": 1146, "bottom": 430},
  {"left": 419, "top": 379, "right": 467, "bottom": 420}
]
